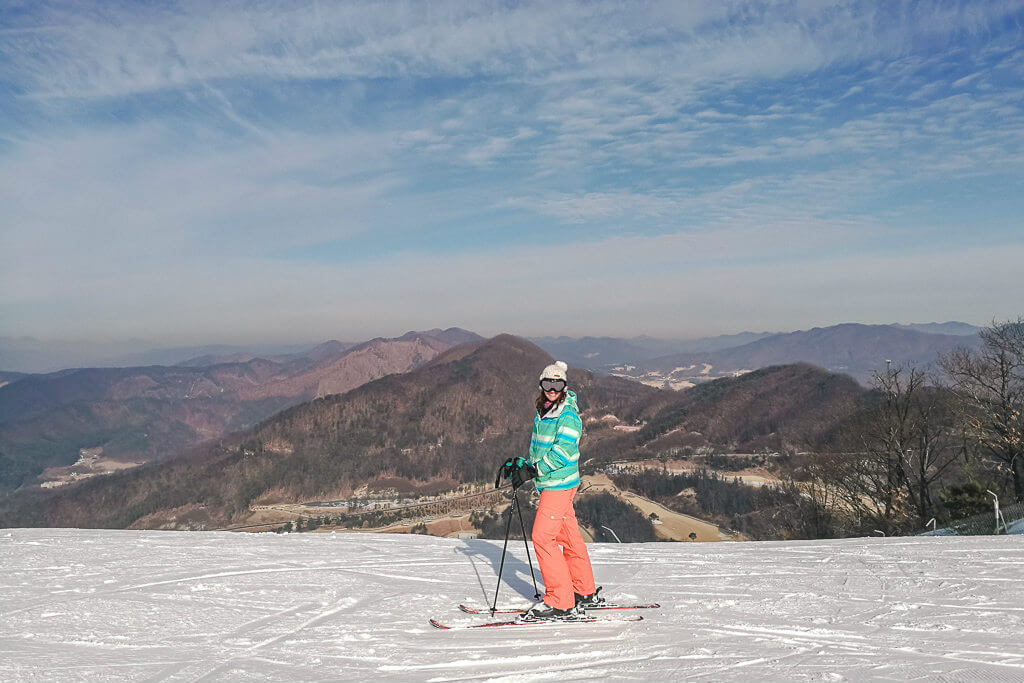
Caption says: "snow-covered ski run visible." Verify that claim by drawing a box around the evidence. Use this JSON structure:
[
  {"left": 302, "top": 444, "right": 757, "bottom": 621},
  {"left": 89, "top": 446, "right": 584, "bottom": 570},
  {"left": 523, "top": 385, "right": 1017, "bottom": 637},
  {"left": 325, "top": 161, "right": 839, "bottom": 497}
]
[
  {"left": 3, "top": 529, "right": 1024, "bottom": 681},
  {"left": 458, "top": 601, "right": 660, "bottom": 614},
  {"left": 431, "top": 613, "right": 644, "bottom": 629}
]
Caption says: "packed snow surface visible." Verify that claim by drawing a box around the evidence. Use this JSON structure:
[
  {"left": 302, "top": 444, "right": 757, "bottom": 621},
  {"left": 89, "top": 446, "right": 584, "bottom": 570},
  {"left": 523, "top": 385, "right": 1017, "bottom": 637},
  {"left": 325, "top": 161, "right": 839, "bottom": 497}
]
[{"left": 2, "top": 529, "right": 1023, "bottom": 681}]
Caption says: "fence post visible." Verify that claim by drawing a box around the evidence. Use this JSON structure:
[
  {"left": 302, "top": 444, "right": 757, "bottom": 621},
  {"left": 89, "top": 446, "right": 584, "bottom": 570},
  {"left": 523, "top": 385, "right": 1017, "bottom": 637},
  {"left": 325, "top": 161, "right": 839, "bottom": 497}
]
[
  {"left": 986, "top": 490, "right": 1001, "bottom": 534},
  {"left": 918, "top": 500, "right": 1024, "bottom": 536}
]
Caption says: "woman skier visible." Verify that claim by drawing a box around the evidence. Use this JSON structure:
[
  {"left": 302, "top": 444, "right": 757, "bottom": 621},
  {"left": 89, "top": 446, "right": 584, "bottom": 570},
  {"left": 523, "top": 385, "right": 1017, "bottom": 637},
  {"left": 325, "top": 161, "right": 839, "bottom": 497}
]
[{"left": 502, "top": 361, "right": 605, "bottom": 620}]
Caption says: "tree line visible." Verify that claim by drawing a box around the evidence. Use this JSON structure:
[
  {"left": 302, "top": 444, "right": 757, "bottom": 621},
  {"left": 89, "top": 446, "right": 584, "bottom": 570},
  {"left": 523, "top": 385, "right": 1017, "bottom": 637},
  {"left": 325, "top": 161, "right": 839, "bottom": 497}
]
[
  {"left": 610, "top": 468, "right": 828, "bottom": 540},
  {"left": 801, "top": 318, "right": 1023, "bottom": 535},
  {"left": 470, "top": 491, "right": 656, "bottom": 543}
]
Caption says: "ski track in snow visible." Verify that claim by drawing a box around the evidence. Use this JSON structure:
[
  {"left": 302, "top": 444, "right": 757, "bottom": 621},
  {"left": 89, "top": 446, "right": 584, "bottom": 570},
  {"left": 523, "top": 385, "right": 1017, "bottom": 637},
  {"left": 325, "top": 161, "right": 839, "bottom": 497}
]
[{"left": 1, "top": 529, "right": 1023, "bottom": 681}]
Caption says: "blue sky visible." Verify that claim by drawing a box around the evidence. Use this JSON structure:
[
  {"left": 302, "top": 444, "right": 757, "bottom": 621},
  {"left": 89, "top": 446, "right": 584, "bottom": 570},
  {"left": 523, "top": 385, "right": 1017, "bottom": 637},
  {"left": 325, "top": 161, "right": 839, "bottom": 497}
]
[{"left": 1, "top": 0, "right": 1023, "bottom": 345}]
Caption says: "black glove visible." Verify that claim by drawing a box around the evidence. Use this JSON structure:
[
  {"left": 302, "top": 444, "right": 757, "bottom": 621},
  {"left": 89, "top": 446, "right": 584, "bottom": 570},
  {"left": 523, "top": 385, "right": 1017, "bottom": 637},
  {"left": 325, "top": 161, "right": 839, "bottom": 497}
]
[
  {"left": 495, "top": 458, "right": 516, "bottom": 488},
  {"left": 510, "top": 461, "right": 539, "bottom": 489}
]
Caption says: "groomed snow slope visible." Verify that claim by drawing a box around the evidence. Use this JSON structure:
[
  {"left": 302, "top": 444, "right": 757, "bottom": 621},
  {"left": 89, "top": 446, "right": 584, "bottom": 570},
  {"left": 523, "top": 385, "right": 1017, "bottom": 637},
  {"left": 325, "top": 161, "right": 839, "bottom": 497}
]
[{"left": 2, "top": 529, "right": 1022, "bottom": 681}]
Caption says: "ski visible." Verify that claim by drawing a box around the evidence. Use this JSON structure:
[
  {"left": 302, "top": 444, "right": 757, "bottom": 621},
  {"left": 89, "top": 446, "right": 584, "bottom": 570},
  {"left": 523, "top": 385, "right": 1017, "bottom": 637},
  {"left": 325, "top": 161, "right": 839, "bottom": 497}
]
[
  {"left": 458, "top": 602, "right": 659, "bottom": 615},
  {"left": 430, "top": 614, "right": 644, "bottom": 630}
]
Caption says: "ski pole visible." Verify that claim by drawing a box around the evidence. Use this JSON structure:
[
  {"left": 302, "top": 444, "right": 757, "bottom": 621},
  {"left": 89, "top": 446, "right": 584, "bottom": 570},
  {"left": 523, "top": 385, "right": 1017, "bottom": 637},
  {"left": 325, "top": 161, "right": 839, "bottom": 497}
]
[
  {"left": 514, "top": 488, "right": 541, "bottom": 599},
  {"left": 490, "top": 487, "right": 518, "bottom": 615}
]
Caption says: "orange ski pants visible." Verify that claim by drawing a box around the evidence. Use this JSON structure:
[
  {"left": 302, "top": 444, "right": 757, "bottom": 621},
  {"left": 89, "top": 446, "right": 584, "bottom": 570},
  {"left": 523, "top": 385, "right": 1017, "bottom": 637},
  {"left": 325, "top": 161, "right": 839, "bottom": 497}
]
[{"left": 531, "top": 487, "right": 596, "bottom": 610}]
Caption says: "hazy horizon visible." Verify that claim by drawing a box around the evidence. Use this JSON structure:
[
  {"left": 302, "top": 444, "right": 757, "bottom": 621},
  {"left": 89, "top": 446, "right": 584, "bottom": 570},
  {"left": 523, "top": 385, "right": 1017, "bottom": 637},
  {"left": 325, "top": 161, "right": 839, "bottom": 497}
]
[
  {"left": 2, "top": 2, "right": 1022, "bottom": 344},
  {"left": 0, "top": 318, "right": 988, "bottom": 374},
  {"left": 0, "top": 317, "right": 986, "bottom": 348}
]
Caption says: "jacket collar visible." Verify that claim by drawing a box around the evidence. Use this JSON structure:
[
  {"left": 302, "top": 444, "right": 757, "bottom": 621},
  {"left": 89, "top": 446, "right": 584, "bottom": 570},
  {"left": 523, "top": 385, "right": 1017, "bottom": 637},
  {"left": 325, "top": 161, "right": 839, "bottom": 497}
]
[
  {"left": 542, "top": 401, "right": 564, "bottom": 419},
  {"left": 540, "top": 390, "right": 577, "bottom": 419}
]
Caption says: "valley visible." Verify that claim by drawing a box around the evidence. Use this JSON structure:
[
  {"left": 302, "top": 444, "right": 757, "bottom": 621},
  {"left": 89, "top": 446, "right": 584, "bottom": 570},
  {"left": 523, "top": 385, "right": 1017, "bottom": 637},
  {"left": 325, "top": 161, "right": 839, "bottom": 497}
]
[
  {"left": 609, "top": 362, "right": 750, "bottom": 389},
  {"left": 605, "top": 456, "right": 784, "bottom": 488},
  {"left": 228, "top": 465, "right": 745, "bottom": 544},
  {"left": 580, "top": 474, "right": 736, "bottom": 541},
  {"left": 38, "top": 447, "right": 140, "bottom": 489}
]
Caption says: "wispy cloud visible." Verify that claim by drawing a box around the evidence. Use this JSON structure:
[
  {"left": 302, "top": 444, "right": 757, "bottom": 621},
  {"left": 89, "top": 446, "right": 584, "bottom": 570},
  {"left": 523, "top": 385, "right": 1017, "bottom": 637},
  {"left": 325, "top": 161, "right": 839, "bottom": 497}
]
[
  {"left": 1, "top": 0, "right": 1022, "bottom": 343},
  {"left": 7, "top": 2, "right": 1021, "bottom": 99}
]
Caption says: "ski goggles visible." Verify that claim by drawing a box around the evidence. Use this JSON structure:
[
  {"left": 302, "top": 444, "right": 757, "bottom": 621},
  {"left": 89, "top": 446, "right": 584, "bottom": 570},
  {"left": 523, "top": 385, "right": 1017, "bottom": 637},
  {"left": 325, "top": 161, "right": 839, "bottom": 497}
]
[{"left": 539, "top": 378, "right": 567, "bottom": 392}]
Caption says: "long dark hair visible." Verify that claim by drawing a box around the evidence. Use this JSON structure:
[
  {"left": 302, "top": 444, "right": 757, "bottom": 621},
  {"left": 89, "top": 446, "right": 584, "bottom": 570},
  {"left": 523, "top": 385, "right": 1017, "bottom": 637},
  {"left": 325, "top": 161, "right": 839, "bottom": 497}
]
[{"left": 536, "top": 390, "right": 566, "bottom": 415}]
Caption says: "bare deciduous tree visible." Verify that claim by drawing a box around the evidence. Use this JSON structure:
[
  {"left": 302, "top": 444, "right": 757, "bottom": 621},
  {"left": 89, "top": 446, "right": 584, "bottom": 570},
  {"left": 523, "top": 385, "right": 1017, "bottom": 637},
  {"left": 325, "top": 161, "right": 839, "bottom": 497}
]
[
  {"left": 941, "top": 318, "right": 1024, "bottom": 501},
  {"left": 810, "top": 363, "right": 959, "bottom": 534},
  {"left": 805, "top": 449, "right": 894, "bottom": 534}
]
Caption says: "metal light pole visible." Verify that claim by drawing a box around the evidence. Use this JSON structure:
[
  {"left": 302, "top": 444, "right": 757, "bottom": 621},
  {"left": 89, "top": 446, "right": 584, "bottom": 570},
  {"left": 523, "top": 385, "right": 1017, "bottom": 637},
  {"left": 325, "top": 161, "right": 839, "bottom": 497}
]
[{"left": 600, "top": 525, "right": 622, "bottom": 543}]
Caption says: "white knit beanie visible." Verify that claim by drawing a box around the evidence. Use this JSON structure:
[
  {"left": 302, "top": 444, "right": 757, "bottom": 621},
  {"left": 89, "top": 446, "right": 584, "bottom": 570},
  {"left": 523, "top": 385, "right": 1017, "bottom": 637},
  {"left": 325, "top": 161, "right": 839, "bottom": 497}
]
[{"left": 539, "top": 361, "right": 569, "bottom": 383}]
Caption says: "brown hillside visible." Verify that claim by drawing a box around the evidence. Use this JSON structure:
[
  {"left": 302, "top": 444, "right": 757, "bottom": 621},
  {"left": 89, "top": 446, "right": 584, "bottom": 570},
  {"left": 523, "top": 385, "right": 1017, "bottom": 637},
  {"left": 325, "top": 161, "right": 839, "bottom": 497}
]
[
  {"left": 0, "top": 336, "right": 679, "bottom": 528},
  {"left": 0, "top": 343, "right": 866, "bottom": 530},
  {"left": 585, "top": 363, "right": 867, "bottom": 463}
]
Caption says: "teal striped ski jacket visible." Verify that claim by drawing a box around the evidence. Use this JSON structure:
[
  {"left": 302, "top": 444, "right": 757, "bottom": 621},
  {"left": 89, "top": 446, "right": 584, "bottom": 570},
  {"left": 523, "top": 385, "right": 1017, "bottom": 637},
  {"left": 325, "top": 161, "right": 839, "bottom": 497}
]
[{"left": 527, "top": 390, "right": 583, "bottom": 491}]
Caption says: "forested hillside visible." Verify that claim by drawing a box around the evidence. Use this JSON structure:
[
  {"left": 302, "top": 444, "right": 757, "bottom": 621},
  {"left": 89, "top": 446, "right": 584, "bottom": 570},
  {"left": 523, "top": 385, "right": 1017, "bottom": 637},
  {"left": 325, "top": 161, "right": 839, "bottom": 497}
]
[
  {"left": 0, "top": 334, "right": 875, "bottom": 530},
  {"left": 585, "top": 363, "right": 867, "bottom": 464}
]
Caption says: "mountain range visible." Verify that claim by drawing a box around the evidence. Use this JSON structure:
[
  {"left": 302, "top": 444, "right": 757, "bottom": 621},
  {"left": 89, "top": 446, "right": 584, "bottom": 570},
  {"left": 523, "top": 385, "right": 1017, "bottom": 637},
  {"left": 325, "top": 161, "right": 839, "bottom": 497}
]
[
  {"left": 0, "top": 334, "right": 869, "bottom": 530},
  {"left": 0, "top": 337, "right": 328, "bottom": 374},
  {"left": 892, "top": 322, "right": 982, "bottom": 336},
  {"left": 529, "top": 322, "right": 980, "bottom": 381},
  {"left": 0, "top": 328, "right": 480, "bottom": 493},
  {"left": 0, "top": 321, "right": 980, "bottom": 504},
  {"left": 4, "top": 321, "right": 979, "bottom": 375},
  {"left": 526, "top": 331, "right": 778, "bottom": 369},
  {"left": 602, "top": 323, "right": 980, "bottom": 388}
]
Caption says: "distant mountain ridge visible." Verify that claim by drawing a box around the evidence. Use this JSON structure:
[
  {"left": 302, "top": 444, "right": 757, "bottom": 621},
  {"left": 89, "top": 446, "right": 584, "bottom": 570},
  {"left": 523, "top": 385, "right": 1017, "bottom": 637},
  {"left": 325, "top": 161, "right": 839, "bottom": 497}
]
[
  {"left": 529, "top": 331, "right": 776, "bottom": 369},
  {"left": 0, "top": 329, "right": 489, "bottom": 374},
  {"left": 0, "top": 329, "right": 481, "bottom": 493},
  {"left": 892, "top": 322, "right": 982, "bottom": 336},
  {"left": 0, "top": 338, "right": 323, "bottom": 374},
  {"left": 631, "top": 323, "right": 979, "bottom": 387},
  {"left": 0, "top": 371, "right": 28, "bottom": 389},
  {"left": 529, "top": 322, "right": 979, "bottom": 373}
]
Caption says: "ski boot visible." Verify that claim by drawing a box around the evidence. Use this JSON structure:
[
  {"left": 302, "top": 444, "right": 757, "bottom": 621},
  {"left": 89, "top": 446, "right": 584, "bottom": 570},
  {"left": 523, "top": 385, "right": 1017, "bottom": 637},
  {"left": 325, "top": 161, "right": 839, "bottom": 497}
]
[
  {"left": 521, "top": 602, "right": 580, "bottom": 622},
  {"left": 574, "top": 586, "right": 606, "bottom": 610}
]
